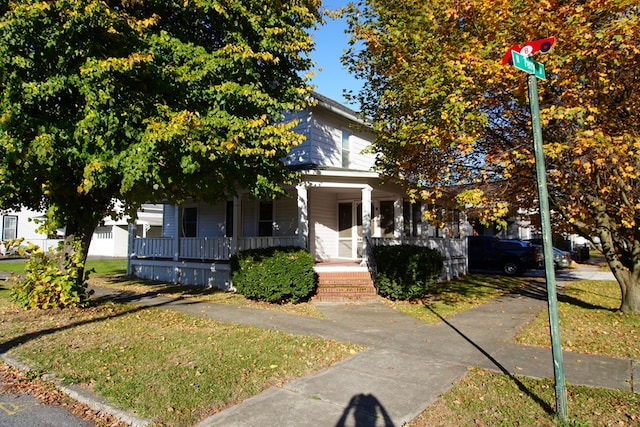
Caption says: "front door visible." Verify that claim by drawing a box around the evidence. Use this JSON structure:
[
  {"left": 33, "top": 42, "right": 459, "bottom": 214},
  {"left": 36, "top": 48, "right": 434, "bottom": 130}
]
[{"left": 338, "top": 202, "right": 362, "bottom": 259}]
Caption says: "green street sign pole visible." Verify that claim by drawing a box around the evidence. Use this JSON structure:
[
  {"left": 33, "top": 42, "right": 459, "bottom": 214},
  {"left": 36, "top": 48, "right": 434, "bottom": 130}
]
[{"left": 527, "top": 73, "right": 568, "bottom": 421}]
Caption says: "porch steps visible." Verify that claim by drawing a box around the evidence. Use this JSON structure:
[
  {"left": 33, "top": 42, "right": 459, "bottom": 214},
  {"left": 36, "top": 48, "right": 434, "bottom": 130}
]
[{"left": 313, "top": 269, "right": 377, "bottom": 302}]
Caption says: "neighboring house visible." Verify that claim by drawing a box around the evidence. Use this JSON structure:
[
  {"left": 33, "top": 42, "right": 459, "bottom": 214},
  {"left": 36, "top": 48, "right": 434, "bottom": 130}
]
[
  {"left": 0, "top": 204, "right": 163, "bottom": 257},
  {"left": 127, "top": 93, "right": 468, "bottom": 299}
]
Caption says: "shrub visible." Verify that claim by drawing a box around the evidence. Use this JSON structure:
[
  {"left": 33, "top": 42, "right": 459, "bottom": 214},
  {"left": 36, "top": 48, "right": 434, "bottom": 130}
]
[
  {"left": 10, "top": 240, "right": 93, "bottom": 310},
  {"left": 373, "top": 245, "right": 444, "bottom": 300},
  {"left": 230, "top": 246, "right": 316, "bottom": 304}
]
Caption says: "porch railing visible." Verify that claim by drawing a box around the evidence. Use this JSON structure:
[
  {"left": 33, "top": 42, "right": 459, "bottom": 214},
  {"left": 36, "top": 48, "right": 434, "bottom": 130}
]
[
  {"left": 131, "top": 236, "right": 302, "bottom": 261},
  {"left": 237, "top": 236, "right": 301, "bottom": 251},
  {"left": 132, "top": 237, "right": 174, "bottom": 259}
]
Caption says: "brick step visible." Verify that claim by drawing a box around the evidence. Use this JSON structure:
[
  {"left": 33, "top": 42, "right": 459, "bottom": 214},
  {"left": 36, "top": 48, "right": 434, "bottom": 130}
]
[
  {"left": 314, "top": 270, "right": 377, "bottom": 302},
  {"left": 313, "top": 293, "right": 377, "bottom": 302},
  {"left": 316, "top": 285, "right": 377, "bottom": 295},
  {"left": 317, "top": 278, "right": 374, "bottom": 286}
]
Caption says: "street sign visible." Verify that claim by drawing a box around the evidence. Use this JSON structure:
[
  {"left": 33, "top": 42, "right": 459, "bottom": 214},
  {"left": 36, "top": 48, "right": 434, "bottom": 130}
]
[{"left": 511, "top": 50, "right": 546, "bottom": 80}]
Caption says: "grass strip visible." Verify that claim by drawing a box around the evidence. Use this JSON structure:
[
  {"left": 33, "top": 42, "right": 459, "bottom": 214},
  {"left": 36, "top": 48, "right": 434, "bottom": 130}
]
[
  {"left": 384, "top": 274, "right": 536, "bottom": 324},
  {"left": 516, "top": 279, "right": 640, "bottom": 359},
  {"left": 409, "top": 367, "right": 639, "bottom": 426}
]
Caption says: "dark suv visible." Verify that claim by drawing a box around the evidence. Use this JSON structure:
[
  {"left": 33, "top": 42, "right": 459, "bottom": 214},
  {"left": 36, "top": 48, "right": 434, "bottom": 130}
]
[{"left": 467, "top": 236, "right": 540, "bottom": 276}]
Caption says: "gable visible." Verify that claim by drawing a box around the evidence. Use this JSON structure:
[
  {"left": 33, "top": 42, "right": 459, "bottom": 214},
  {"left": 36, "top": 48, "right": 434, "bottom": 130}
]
[{"left": 283, "top": 95, "right": 376, "bottom": 171}]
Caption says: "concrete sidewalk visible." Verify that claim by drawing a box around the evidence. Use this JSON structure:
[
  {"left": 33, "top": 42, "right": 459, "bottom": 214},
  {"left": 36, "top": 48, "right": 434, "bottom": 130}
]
[{"left": 90, "top": 274, "right": 637, "bottom": 427}]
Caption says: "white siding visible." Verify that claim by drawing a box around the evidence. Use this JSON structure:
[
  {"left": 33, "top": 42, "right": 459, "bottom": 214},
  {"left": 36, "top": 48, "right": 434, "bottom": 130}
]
[
  {"left": 89, "top": 225, "right": 129, "bottom": 257},
  {"left": 309, "top": 190, "right": 338, "bottom": 260},
  {"left": 284, "top": 110, "right": 313, "bottom": 165},
  {"left": 283, "top": 106, "right": 376, "bottom": 172},
  {"left": 348, "top": 130, "right": 376, "bottom": 171}
]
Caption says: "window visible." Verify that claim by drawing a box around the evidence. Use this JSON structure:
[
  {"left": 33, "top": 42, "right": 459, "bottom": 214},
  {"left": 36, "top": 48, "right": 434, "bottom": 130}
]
[
  {"left": 2, "top": 216, "right": 17, "bottom": 240},
  {"left": 341, "top": 130, "right": 351, "bottom": 168},
  {"left": 403, "top": 201, "right": 422, "bottom": 237},
  {"left": 182, "top": 207, "right": 197, "bottom": 237},
  {"left": 380, "top": 201, "right": 395, "bottom": 237},
  {"left": 258, "top": 201, "right": 273, "bottom": 237}
]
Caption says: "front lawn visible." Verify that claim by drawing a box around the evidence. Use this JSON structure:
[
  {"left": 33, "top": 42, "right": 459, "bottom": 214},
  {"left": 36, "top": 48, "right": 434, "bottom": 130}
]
[{"left": 0, "top": 280, "right": 359, "bottom": 426}]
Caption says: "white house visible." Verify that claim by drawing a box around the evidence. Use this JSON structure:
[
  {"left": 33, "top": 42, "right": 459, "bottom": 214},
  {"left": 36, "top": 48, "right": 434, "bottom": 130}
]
[
  {"left": 127, "top": 93, "right": 468, "bottom": 300},
  {"left": 0, "top": 204, "right": 163, "bottom": 258}
]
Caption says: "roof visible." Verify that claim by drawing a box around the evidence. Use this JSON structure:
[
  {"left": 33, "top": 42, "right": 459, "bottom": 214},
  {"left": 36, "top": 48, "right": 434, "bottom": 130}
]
[{"left": 311, "top": 91, "right": 370, "bottom": 127}]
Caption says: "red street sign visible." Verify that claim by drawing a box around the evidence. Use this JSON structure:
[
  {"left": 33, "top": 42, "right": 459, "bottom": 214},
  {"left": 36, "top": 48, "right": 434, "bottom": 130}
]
[{"left": 502, "top": 37, "right": 555, "bottom": 65}]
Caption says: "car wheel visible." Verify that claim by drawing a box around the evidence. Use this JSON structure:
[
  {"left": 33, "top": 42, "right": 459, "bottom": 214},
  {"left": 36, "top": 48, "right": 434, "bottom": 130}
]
[
  {"left": 540, "top": 42, "right": 552, "bottom": 53},
  {"left": 503, "top": 260, "right": 522, "bottom": 276}
]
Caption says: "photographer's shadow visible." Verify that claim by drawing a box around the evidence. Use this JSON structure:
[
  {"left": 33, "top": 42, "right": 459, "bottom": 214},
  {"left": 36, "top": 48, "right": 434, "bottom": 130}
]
[{"left": 336, "top": 393, "right": 394, "bottom": 427}]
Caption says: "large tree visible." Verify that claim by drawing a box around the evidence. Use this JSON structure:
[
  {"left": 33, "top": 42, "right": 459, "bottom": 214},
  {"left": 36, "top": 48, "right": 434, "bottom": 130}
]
[
  {"left": 343, "top": 0, "right": 640, "bottom": 312},
  {"left": 0, "top": 1, "right": 320, "bottom": 268}
]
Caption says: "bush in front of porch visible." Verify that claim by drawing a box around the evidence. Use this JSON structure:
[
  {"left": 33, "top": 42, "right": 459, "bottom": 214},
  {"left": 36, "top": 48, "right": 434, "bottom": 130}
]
[
  {"left": 230, "top": 247, "right": 316, "bottom": 304},
  {"left": 373, "top": 245, "right": 444, "bottom": 300}
]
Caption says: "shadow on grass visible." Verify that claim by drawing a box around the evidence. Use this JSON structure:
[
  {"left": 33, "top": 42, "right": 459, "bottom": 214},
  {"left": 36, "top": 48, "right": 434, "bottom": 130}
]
[
  {"left": 0, "top": 292, "right": 183, "bottom": 355},
  {"left": 94, "top": 274, "right": 231, "bottom": 299},
  {"left": 425, "top": 305, "right": 555, "bottom": 417},
  {"left": 421, "top": 275, "right": 539, "bottom": 306},
  {"left": 508, "top": 276, "right": 614, "bottom": 311}
]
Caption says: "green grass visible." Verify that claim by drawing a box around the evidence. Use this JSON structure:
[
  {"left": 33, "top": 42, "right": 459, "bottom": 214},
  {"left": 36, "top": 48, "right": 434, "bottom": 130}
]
[
  {"left": 516, "top": 279, "right": 640, "bottom": 359},
  {"left": 409, "top": 367, "right": 639, "bottom": 426},
  {"left": 0, "top": 281, "right": 360, "bottom": 426},
  {"left": 384, "top": 274, "right": 535, "bottom": 323},
  {"left": 89, "top": 274, "right": 325, "bottom": 318}
]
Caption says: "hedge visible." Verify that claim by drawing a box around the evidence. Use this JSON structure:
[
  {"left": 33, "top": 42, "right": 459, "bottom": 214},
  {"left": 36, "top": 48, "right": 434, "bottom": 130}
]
[
  {"left": 230, "top": 246, "right": 316, "bottom": 304},
  {"left": 373, "top": 245, "right": 444, "bottom": 300}
]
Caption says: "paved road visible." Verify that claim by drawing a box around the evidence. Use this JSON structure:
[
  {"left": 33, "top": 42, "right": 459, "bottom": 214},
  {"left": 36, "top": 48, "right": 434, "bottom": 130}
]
[{"left": 0, "top": 388, "right": 92, "bottom": 427}]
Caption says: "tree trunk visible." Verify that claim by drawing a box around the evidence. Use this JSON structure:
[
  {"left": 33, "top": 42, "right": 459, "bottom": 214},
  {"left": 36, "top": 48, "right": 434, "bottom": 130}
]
[
  {"left": 619, "top": 274, "right": 640, "bottom": 313},
  {"left": 63, "top": 221, "right": 97, "bottom": 288},
  {"left": 597, "top": 222, "right": 640, "bottom": 313}
]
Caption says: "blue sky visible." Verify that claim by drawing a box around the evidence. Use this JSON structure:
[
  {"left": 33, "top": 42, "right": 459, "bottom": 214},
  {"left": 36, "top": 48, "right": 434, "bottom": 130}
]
[{"left": 308, "top": 3, "right": 363, "bottom": 108}]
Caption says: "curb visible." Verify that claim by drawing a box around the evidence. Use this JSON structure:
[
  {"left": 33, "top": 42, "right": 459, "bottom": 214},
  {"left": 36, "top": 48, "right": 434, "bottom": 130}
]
[{"left": 1, "top": 353, "right": 151, "bottom": 427}]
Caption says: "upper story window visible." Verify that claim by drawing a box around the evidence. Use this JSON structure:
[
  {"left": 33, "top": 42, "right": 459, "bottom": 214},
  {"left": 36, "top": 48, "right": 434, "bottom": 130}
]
[
  {"left": 2, "top": 215, "right": 17, "bottom": 240},
  {"left": 181, "top": 207, "right": 198, "bottom": 237},
  {"left": 341, "top": 130, "right": 351, "bottom": 168},
  {"left": 258, "top": 201, "right": 273, "bottom": 237}
]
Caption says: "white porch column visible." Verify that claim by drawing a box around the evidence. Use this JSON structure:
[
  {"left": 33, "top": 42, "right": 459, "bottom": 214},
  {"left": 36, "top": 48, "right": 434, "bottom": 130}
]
[
  {"left": 126, "top": 223, "right": 135, "bottom": 276},
  {"left": 173, "top": 205, "right": 180, "bottom": 283},
  {"left": 361, "top": 185, "right": 372, "bottom": 266},
  {"left": 232, "top": 195, "right": 240, "bottom": 254},
  {"left": 296, "top": 184, "right": 309, "bottom": 249},
  {"left": 394, "top": 197, "right": 403, "bottom": 239}
]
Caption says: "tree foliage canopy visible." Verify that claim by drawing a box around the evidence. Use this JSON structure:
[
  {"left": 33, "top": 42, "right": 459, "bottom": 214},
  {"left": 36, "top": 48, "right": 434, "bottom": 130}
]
[
  {"left": 0, "top": 0, "right": 320, "bottom": 249},
  {"left": 343, "top": 0, "right": 640, "bottom": 311}
]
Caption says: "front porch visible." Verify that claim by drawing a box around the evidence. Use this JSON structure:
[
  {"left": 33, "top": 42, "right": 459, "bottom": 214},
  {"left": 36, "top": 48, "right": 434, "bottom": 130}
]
[{"left": 126, "top": 235, "right": 468, "bottom": 296}]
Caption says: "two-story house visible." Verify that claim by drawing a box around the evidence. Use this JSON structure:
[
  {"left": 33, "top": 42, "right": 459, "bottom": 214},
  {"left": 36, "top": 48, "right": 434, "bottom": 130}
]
[{"left": 127, "top": 93, "right": 468, "bottom": 300}]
